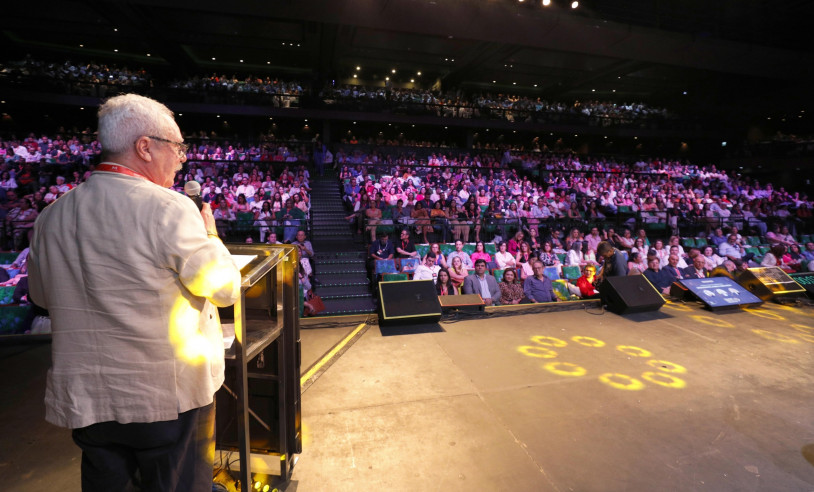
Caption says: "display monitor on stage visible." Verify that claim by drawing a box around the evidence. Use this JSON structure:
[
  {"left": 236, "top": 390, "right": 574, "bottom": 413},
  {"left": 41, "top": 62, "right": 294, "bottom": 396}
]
[
  {"left": 789, "top": 272, "right": 814, "bottom": 298},
  {"left": 739, "top": 267, "right": 806, "bottom": 300},
  {"left": 680, "top": 277, "right": 763, "bottom": 310}
]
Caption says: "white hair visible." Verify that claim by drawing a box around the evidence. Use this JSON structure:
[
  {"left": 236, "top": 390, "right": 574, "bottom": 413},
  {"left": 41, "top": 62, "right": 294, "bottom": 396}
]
[{"left": 97, "top": 94, "right": 178, "bottom": 155}]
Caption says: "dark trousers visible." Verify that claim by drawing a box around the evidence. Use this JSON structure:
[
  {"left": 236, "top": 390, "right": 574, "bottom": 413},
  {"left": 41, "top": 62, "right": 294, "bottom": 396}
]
[{"left": 71, "top": 403, "right": 215, "bottom": 492}]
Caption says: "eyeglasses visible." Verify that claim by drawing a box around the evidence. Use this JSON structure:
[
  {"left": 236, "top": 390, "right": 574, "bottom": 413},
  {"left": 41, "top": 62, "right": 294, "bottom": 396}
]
[{"left": 146, "top": 135, "right": 188, "bottom": 158}]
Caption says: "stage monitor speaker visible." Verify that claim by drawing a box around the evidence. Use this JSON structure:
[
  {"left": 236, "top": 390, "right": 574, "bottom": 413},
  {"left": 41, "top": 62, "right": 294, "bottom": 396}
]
[
  {"left": 738, "top": 267, "right": 806, "bottom": 301},
  {"left": 669, "top": 281, "right": 693, "bottom": 300},
  {"left": 600, "top": 275, "right": 665, "bottom": 315},
  {"left": 378, "top": 280, "right": 442, "bottom": 325}
]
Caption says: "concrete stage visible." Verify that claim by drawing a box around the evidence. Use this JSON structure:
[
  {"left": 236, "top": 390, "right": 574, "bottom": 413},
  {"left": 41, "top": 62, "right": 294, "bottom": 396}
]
[{"left": 2, "top": 299, "right": 814, "bottom": 491}]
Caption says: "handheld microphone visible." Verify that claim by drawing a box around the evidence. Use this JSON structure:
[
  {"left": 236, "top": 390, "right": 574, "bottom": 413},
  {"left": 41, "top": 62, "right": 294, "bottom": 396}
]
[{"left": 184, "top": 181, "right": 203, "bottom": 210}]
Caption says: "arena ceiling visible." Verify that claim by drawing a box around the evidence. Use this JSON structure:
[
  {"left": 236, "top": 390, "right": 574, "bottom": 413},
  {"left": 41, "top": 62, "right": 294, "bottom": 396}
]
[{"left": 3, "top": 0, "right": 814, "bottom": 120}]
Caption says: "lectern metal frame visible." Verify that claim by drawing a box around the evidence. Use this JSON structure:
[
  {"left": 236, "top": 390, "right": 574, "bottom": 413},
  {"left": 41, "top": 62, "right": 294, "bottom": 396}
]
[{"left": 221, "top": 244, "right": 301, "bottom": 491}]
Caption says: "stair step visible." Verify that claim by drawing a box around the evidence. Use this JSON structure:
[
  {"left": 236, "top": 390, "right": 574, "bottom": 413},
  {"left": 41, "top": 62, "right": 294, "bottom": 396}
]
[
  {"left": 318, "top": 298, "right": 377, "bottom": 316},
  {"left": 316, "top": 257, "right": 366, "bottom": 265},
  {"left": 315, "top": 251, "right": 367, "bottom": 261},
  {"left": 312, "top": 241, "right": 365, "bottom": 253},
  {"left": 317, "top": 273, "right": 370, "bottom": 287},
  {"left": 316, "top": 263, "right": 367, "bottom": 275},
  {"left": 317, "top": 285, "right": 372, "bottom": 299}
]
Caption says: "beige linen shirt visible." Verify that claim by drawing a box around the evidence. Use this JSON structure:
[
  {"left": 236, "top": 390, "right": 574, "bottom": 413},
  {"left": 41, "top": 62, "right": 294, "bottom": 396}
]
[{"left": 29, "top": 169, "right": 241, "bottom": 429}]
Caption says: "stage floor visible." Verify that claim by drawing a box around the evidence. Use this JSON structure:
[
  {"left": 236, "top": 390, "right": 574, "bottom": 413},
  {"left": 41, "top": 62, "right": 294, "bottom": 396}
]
[{"left": 2, "top": 300, "right": 814, "bottom": 491}]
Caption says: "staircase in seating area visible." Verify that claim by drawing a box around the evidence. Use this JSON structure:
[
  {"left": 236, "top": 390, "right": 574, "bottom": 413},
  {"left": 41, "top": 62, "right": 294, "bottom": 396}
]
[{"left": 308, "top": 170, "right": 376, "bottom": 317}]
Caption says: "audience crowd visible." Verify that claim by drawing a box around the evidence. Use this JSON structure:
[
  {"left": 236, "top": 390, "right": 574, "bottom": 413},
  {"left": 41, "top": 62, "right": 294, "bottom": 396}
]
[
  {"left": 322, "top": 84, "right": 673, "bottom": 124},
  {"left": 349, "top": 153, "right": 814, "bottom": 304},
  {"left": 2, "top": 56, "right": 674, "bottom": 125}
]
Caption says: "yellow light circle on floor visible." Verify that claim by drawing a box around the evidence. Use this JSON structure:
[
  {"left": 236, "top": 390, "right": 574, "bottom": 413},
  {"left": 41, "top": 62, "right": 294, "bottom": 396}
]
[
  {"left": 743, "top": 308, "right": 785, "bottom": 321},
  {"left": 641, "top": 371, "right": 686, "bottom": 388},
  {"left": 518, "top": 346, "right": 558, "bottom": 358},
  {"left": 599, "top": 373, "right": 645, "bottom": 391},
  {"left": 571, "top": 336, "right": 605, "bottom": 348},
  {"left": 751, "top": 329, "right": 800, "bottom": 344},
  {"left": 616, "top": 345, "right": 652, "bottom": 357},
  {"left": 544, "top": 362, "right": 587, "bottom": 377},
  {"left": 646, "top": 359, "right": 687, "bottom": 374},
  {"left": 662, "top": 302, "right": 692, "bottom": 312},
  {"left": 790, "top": 324, "right": 814, "bottom": 333},
  {"left": 531, "top": 335, "right": 568, "bottom": 347},
  {"left": 690, "top": 315, "right": 734, "bottom": 328}
]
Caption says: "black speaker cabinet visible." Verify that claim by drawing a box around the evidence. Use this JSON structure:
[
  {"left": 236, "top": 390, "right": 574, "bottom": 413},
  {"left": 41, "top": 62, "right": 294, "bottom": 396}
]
[
  {"left": 378, "top": 280, "right": 442, "bottom": 325},
  {"left": 600, "top": 275, "right": 665, "bottom": 315}
]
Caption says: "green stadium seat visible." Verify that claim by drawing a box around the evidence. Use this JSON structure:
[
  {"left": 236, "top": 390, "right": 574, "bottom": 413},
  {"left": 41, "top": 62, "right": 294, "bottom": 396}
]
[
  {"left": 562, "top": 266, "right": 581, "bottom": 280},
  {"left": 382, "top": 273, "right": 409, "bottom": 281}
]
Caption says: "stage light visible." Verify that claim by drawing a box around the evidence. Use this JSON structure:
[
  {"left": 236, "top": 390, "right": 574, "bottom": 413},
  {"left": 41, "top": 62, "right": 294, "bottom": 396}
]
[
  {"left": 392, "top": 69, "right": 396, "bottom": 73},
  {"left": 356, "top": 66, "right": 360, "bottom": 70},
  {"left": 571, "top": 1, "right": 578, "bottom": 8},
  {"left": 417, "top": 71, "right": 422, "bottom": 76},
  {"left": 542, "top": 0, "right": 551, "bottom": 5}
]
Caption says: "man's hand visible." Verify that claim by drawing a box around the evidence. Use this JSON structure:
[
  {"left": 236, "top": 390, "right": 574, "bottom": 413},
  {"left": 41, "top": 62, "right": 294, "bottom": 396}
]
[{"left": 200, "top": 202, "right": 218, "bottom": 235}]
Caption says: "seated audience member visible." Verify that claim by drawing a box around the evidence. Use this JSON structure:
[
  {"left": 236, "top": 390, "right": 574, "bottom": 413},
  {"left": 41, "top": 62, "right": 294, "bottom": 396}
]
[
  {"left": 494, "top": 241, "right": 516, "bottom": 269},
  {"left": 470, "top": 241, "right": 494, "bottom": 268},
  {"left": 549, "top": 229, "right": 566, "bottom": 254},
  {"left": 760, "top": 244, "right": 794, "bottom": 272},
  {"left": 446, "top": 240, "right": 474, "bottom": 269},
  {"left": 498, "top": 268, "right": 525, "bottom": 305},
  {"left": 786, "top": 243, "right": 804, "bottom": 272},
  {"left": 515, "top": 241, "right": 536, "bottom": 280},
  {"left": 766, "top": 224, "right": 797, "bottom": 248},
  {"left": 709, "top": 228, "right": 728, "bottom": 247},
  {"left": 413, "top": 253, "right": 441, "bottom": 282},
  {"left": 718, "top": 234, "right": 754, "bottom": 263},
  {"left": 565, "top": 240, "right": 584, "bottom": 267},
  {"left": 278, "top": 198, "right": 306, "bottom": 243},
  {"left": 643, "top": 256, "right": 673, "bottom": 294},
  {"left": 662, "top": 254, "right": 684, "bottom": 283},
  {"left": 428, "top": 243, "right": 448, "bottom": 268},
  {"left": 291, "top": 229, "right": 314, "bottom": 260},
  {"left": 447, "top": 256, "right": 468, "bottom": 292},
  {"left": 462, "top": 259, "right": 501, "bottom": 306},
  {"left": 802, "top": 242, "right": 814, "bottom": 271},
  {"left": 660, "top": 245, "right": 688, "bottom": 268},
  {"left": 627, "top": 252, "right": 647, "bottom": 275},
  {"left": 267, "top": 232, "right": 282, "bottom": 245},
  {"left": 612, "top": 229, "right": 635, "bottom": 251},
  {"left": 523, "top": 260, "right": 557, "bottom": 303},
  {"left": 435, "top": 268, "right": 457, "bottom": 296},
  {"left": 538, "top": 241, "right": 560, "bottom": 268},
  {"left": 369, "top": 231, "right": 394, "bottom": 261},
  {"left": 701, "top": 245, "right": 724, "bottom": 271},
  {"left": 574, "top": 265, "right": 600, "bottom": 299},
  {"left": 213, "top": 199, "right": 236, "bottom": 237},
  {"left": 395, "top": 228, "right": 419, "bottom": 268},
  {"left": 585, "top": 227, "right": 604, "bottom": 254},
  {"left": 507, "top": 230, "right": 526, "bottom": 255},
  {"left": 683, "top": 254, "right": 709, "bottom": 279}
]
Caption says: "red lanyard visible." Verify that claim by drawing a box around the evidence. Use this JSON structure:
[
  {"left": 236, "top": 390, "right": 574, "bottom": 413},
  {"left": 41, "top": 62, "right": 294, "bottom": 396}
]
[{"left": 96, "top": 163, "right": 147, "bottom": 180}]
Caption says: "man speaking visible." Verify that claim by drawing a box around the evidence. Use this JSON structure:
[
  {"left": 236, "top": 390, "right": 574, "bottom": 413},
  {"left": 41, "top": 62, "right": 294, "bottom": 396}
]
[{"left": 29, "top": 94, "right": 241, "bottom": 491}]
